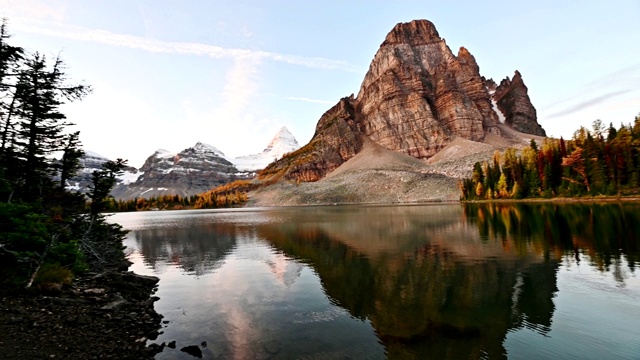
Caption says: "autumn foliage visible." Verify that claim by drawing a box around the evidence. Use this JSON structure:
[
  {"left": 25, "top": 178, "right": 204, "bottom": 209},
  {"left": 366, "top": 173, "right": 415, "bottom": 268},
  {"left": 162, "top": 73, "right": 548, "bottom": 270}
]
[
  {"left": 107, "top": 180, "right": 259, "bottom": 212},
  {"left": 461, "top": 116, "right": 640, "bottom": 200}
]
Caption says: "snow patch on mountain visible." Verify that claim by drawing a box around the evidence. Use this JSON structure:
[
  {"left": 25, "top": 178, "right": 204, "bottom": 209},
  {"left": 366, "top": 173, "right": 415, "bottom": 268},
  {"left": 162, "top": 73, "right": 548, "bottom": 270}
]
[
  {"left": 491, "top": 99, "right": 506, "bottom": 123},
  {"left": 193, "top": 142, "right": 226, "bottom": 158},
  {"left": 153, "top": 149, "right": 175, "bottom": 159},
  {"left": 66, "top": 151, "right": 142, "bottom": 194},
  {"left": 232, "top": 127, "right": 300, "bottom": 171}
]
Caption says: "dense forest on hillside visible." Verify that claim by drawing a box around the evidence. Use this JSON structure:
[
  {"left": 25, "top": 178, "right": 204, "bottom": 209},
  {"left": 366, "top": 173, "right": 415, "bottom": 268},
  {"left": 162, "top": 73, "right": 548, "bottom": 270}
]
[
  {"left": 461, "top": 117, "right": 640, "bottom": 200},
  {"left": 0, "top": 20, "right": 128, "bottom": 287}
]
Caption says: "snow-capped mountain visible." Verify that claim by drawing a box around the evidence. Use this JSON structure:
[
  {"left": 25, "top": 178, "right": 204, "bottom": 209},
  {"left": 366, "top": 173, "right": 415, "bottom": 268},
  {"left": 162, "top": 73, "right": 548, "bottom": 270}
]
[
  {"left": 232, "top": 127, "right": 300, "bottom": 171},
  {"left": 112, "top": 142, "right": 242, "bottom": 200},
  {"left": 66, "top": 151, "right": 142, "bottom": 193},
  {"left": 67, "top": 127, "right": 301, "bottom": 200}
]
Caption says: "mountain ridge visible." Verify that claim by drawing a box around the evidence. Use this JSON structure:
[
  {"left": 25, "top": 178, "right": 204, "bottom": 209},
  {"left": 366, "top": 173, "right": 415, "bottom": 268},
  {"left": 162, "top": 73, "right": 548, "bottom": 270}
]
[{"left": 68, "top": 127, "right": 301, "bottom": 200}]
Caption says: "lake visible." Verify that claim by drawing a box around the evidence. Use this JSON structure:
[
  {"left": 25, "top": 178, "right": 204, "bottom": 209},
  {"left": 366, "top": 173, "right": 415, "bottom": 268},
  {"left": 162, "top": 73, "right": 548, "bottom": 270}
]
[{"left": 111, "top": 203, "right": 640, "bottom": 359}]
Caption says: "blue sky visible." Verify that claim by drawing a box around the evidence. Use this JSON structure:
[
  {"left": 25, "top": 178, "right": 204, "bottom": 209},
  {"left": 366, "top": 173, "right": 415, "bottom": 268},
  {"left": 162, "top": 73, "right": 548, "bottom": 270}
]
[{"left": 2, "top": 0, "right": 639, "bottom": 167}]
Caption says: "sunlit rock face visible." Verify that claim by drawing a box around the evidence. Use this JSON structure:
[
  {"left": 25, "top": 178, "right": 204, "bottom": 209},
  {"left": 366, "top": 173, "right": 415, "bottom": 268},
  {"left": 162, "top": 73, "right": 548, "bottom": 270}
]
[
  {"left": 262, "top": 19, "right": 545, "bottom": 182},
  {"left": 261, "top": 96, "right": 363, "bottom": 182},
  {"left": 356, "top": 20, "right": 498, "bottom": 159},
  {"left": 493, "top": 70, "right": 546, "bottom": 136}
]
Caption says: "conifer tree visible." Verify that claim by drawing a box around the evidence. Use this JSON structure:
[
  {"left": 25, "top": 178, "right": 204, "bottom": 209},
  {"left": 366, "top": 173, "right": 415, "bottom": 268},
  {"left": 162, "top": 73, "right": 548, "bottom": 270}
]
[
  {"left": 88, "top": 159, "right": 127, "bottom": 216},
  {"left": 0, "top": 19, "right": 24, "bottom": 155},
  {"left": 59, "top": 131, "right": 84, "bottom": 189},
  {"left": 10, "top": 53, "right": 90, "bottom": 200}
]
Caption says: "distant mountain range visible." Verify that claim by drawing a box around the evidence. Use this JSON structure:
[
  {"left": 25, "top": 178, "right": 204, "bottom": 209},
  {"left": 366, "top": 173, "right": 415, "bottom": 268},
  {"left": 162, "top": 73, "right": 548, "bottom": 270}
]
[{"left": 68, "top": 127, "right": 300, "bottom": 199}]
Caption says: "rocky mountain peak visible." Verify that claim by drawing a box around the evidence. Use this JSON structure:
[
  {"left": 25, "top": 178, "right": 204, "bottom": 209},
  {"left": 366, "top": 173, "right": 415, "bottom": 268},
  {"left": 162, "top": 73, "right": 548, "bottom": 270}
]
[
  {"left": 457, "top": 46, "right": 478, "bottom": 67},
  {"left": 233, "top": 126, "right": 301, "bottom": 172},
  {"left": 382, "top": 19, "right": 441, "bottom": 46},
  {"left": 113, "top": 142, "right": 239, "bottom": 200},
  {"left": 493, "top": 70, "right": 546, "bottom": 136},
  {"left": 261, "top": 19, "right": 546, "bottom": 184},
  {"left": 192, "top": 142, "right": 226, "bottom": 158},
  {"left": 263, "top": 126, "right": 299, "bottom": 153}
]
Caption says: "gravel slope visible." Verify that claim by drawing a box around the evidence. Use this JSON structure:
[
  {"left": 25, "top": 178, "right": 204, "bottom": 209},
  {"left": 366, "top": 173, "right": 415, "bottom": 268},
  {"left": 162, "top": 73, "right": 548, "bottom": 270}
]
[{"left": 249, "top": 128, "right": 543, "bottom": 207}]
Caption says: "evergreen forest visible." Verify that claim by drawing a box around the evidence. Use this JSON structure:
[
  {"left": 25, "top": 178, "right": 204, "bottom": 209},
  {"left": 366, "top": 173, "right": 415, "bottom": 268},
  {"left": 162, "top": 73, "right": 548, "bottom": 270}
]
[{"left": 0, "top": 20, "right": 128, "bottom": 288}]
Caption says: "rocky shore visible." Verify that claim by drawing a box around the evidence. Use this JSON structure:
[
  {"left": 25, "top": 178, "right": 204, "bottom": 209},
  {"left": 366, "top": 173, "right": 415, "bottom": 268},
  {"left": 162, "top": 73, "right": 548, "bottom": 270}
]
[{"left": 0, "top": 271, "right": 164, "bottom": 359}]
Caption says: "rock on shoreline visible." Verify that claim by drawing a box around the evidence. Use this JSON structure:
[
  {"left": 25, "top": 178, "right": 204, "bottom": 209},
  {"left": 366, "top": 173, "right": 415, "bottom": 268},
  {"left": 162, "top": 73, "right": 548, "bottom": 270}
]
[{"left": 0, "top": 271, "right": 163, "bottom": 359}]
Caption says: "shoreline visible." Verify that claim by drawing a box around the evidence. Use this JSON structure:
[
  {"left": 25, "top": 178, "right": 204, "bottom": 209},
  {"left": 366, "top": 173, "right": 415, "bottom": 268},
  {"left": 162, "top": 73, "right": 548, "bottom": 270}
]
[
  {"left": 106, "top": 194, "right": 640, "bottom": 212},
  {"left": 461, "top": 195, "right": 640, "bottom": 204},
  {"left": 0, "top": 265, "right": 164, "bottom": 359}
]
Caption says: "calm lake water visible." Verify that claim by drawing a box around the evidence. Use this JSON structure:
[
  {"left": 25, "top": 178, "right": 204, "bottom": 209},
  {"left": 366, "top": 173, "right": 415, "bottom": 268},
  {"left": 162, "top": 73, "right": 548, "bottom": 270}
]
[{"left": 110, "top": 203, "right": 640, "bottom": 359}]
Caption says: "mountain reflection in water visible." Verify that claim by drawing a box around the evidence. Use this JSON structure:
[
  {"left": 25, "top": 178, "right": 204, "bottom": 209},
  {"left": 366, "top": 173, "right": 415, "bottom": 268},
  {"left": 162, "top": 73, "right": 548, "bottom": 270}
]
[{"left": 114, "top": 203, "right": 640, "bottom": 359}]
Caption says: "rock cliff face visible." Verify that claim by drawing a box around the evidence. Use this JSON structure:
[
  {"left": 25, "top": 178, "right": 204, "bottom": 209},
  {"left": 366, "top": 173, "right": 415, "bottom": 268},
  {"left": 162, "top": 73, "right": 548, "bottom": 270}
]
[
  {"left": 357, "top": 22, "right": 499, "bottom": 159},
  {"left": 261, "top": 19, "right": 545, "bottom": 183},
  {"left": 261, "top": 97, "right": 362, "bottom": 182},
  {"left": 493, "top": 71, "right": 546, "bottom": 136}
]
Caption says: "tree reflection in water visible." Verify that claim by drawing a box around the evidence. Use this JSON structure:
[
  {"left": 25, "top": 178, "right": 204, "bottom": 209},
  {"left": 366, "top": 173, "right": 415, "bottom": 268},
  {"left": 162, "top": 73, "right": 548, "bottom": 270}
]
[{"left": 257, "top": 203, "right": 639, "bottom": 359}]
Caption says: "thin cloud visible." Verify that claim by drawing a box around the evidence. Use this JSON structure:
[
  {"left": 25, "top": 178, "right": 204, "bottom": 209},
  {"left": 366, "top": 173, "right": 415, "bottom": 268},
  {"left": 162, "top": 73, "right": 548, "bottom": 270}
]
[
  {"left": 542, "top": 63, "right": 640, "bottom": 111},
  {"left": 285, "top": 96, "right": 335, "bottom": 105},
  {"left": 219, "top": 57, "right": 262, "bottom": 124},
  {"left": 546, "top": 89, "right": 632, "bottom": 119},
  {"left": 10, "top": 17, "right": 357, "bottom": 71},
  {"left": 0, "top": 0, "right": 68, "bottom": 22}
]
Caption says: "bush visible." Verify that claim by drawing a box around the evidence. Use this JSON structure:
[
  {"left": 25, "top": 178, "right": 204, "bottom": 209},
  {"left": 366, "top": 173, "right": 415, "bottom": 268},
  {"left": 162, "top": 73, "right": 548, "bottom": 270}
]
[{"left": 33, "top": 263, "right": 73, "bottom": 286}]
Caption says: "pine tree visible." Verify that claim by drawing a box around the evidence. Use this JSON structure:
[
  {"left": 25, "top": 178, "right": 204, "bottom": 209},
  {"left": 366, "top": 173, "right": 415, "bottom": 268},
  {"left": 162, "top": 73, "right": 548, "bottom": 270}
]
[
  {"left": 59, "top": 131, "right": 83, "bottom": 189},
  {"left": 10, "top": 53, "right": 90, "bottom": 200},
  {"left": 0, "top": 19, "right": 24, "bottom": 156},
  {"left": 472, "top": 162, "right": 484, "bottom": 184},
  {"left": 88, "top": 159, "right": 127, "bottom": 216}
]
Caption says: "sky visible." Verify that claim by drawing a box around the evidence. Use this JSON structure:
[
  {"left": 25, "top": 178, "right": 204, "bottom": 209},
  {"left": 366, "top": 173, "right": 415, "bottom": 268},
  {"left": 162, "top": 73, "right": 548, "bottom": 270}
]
[{"left": 1, "top": 0, "right": 639, "bottom": 168}]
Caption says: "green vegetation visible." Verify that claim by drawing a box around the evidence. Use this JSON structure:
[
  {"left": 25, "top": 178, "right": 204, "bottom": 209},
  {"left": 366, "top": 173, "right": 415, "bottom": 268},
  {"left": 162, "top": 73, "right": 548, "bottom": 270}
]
[
  {"left": 461, "top": 117, "right": 640, "bottom": 200},
  {"left": 0, "top": 19, "right": 128, "bottom": 288}
]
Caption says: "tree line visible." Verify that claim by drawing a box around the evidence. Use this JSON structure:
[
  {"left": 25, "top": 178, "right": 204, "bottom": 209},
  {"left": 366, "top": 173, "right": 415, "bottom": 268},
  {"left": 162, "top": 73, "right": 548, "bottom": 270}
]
[
  {"left": 105, "top": 180, "right": 256, "bottom": 212},
  {"left": 460, "top": 116, "right": 640, "bottom": 200},
  {"left": 0, "top": 19, "right": 127, "bottom": 288}
]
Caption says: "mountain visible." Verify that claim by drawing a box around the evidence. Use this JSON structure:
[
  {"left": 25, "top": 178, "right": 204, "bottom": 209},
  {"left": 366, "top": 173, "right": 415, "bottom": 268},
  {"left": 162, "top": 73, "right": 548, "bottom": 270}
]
[
  {"left": 112, "top": 142, "right": 241, "bottom": 200},
  {"left": 232, "top": 127, "right": 300, "bottom": 171},
  {"left": 259, "top": 19, "right": 546, "bottom": 185},
  {"left": 67, "top": 127, "right": 301, "bottom": 200},
  {"left": 490, "top": 71, "right": 546, "bottom": 136},
  {"left": 66, "top": 151, "right": 141, "bottom": 194}
]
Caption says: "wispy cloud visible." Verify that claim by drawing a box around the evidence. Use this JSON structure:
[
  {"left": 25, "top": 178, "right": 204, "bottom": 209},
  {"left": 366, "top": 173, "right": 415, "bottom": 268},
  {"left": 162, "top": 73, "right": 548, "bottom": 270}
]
[
  {"left": 0, "top": 0, "right": 68, "bottom": 22},
  {"left": 10, "top": 17, "right": 357, "bottom": 71},
  {"left": 285, "top": 96, "right": 335, "bottom": 105},
  {"left": 220, "top": 57, "right": 262, "bottom": 124},
  {"left": 546, "top": 89, "right": 632, "bottom": 119},
  {"left": 541, "top": 63, "right": 640, "bottom": 111}
]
